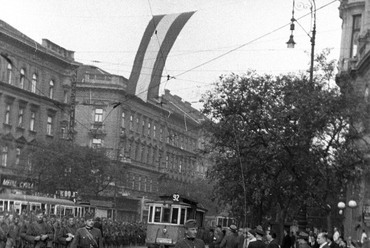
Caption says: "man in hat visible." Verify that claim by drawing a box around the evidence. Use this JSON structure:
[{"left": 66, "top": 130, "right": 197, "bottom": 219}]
[
  {"left": 220, "top": 225, "right": 239, "bottom": 248},
  {"left": 70, "top": 213, "right": 103, "bottom": 248},
  {"left": 57, "top": 215, "right": 77, "bottom": 248},
  {"left": 247, "top": 227, "right": 265, "bottom": 248},
  {"left": 24, "top": 210, "right": 53, "bottom": 248},
  {"left": 175, "top": 219, "right": 205, "bottom": 248}
]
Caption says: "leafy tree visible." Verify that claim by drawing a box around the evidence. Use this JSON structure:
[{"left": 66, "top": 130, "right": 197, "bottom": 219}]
[
  {"left": 201, "top": 50, "right": 368, "bottom": 234},
  {"left": 23, "top": 140, "right": 115, "bottom": 197}
]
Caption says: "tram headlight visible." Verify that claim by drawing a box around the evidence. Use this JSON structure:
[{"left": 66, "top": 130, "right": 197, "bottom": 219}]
[{"left": 163, "top": 226, "right": 167, "bottom": 234}]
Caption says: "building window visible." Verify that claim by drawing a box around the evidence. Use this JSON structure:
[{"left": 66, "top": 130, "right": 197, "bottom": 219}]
[
  {"left": 130, "top": 114, "right": 133, "bottom": 130},
  {"left": 147, "top": 122, "right": 151, "bottom": 136},
  {"left": 18, "top": 107, "right": 24, "bottom": 127},
  {"left": 92, "top": 138, "right": 102, "bottom": 148},
  {"left": 153, "top": 125, "right": 156, "bottom": 138},
  {"left": 61, "top": 127, "right": 68, "bottom": 139},
  {"left": 49, "top": 80, "right": 54, "bottom": 99},
  {"left": 142, "top": 119, "right": 145, "bottom": 134},
  {"left": 145, "top": 147, "right": 149, "bottom": 163},
  {"left": 7, "top": 63, "right": 13, "bottom": 85},
  {"left": 1, "top": 147, "right": 8, "bottom": 167},
  {"left": 4, "top": 104, "right": 11, "bottom": 125},
  {"left": 140, "top": 146, "right": 144, "bottom": 162},
  {"left": 165, "top": 155, "right": 169, "bottom": 169},
  {"left": 179, "top": 159, "right": 182, "bottom": 173},
  {"left": 46, "top": 116, "right": 53, "bottom": 135},
  {"left": 149, "top": 179, "right": 153, "bottom": 192},
  {"left": 31, "top": 74, "right": 37, "bottom": 93},
  {"left": 20, "top": 69, "right": 25, "bottom": 89},
  {"left": 15, "top": 148, "right": 21, "bottom": 166},
  {"left": 138, "top": 176, "right": 142, "bottom": 191},
  {"left": 94, "top": 109, "right": 103, "bottom": 123},
  {"left": 121, "top": 112, "right": 125, "bottom": 129},
  {"left": 30, "top": 111, "right": 36, "bottom": 131},
  {"left": 64, "top": 90, "right": 68, "bottom": 103},
  {"left": 132, "top": 175, "right": 135, "bottom": 190},
  {"left": 351, "top": 15, "right": 362, "bottom": 58},
  {"left": 144, "top": 177, "right": 147, "bottom": 192},
  {"left": 160, "top": 127, "right": 163, "bottom": 141}
]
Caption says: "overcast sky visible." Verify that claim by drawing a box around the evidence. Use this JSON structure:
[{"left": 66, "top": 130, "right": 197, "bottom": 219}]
[{"left": 1, "top": 0, "right": 341, "bottom": 109}]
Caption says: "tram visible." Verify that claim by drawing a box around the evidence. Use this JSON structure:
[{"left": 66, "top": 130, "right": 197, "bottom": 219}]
[
  {"left": 0, "top": 193, "right": 83, "bottom": 217},
  {"left": 204, "top": 215, "right": 236, "bottom": 229},
  {"left": 145, "top": 194, "right": 207, "bottom": 248}
]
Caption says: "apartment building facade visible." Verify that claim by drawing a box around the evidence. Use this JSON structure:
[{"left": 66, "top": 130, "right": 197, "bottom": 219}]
[
  {"left": 337, "top": 0, "right": 370, "bottom": 240},
  {"left": 0, "top": 20, "right": 77, "bottom": 194},
  {"left": 74, "top": 65, "right": 208, "bottom": 220}
]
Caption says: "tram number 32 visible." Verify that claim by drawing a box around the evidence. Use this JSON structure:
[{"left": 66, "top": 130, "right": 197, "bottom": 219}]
[{"left": 172, "top": 194, "right": 180, "bottom": 202}]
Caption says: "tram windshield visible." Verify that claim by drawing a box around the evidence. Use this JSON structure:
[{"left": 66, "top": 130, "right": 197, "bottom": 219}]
[
  {"left": 148, "top": 204, "right": 189, "bottom": 225},
  {"left": 148, "top": 203, "right": 205, "bottom": 227}
]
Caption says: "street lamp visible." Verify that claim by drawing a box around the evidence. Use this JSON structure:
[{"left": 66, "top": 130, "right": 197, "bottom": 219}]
[
  {"left": 338, "top": 201, "right": 345, "bottom": 215},
  {"left": 348, "top": 200, "right": 357, "bottom": 208},
  {"left": 287, "top": 0, "right": 316, "bottom": 85}
]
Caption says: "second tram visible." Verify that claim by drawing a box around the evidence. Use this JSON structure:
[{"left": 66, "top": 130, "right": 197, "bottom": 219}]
[
  {"left": 0, "top": 193, "right": 82, "bottom": 217},
  {"left": 145, "top": 194, "right": 207, "bottom": 248}
]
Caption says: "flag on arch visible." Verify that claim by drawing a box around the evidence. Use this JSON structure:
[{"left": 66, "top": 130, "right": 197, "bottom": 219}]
[{"left": 128, "top": 11, "right": 195, "bottom": 102}]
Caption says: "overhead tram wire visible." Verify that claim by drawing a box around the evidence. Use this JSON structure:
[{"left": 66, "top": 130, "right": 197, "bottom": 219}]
[
  {"left": 83, "top": 0, "right": 339, "bottom": 130},
  {"left": 99, "top": 0, "right": 175, "bottom": 126},
  {"left": 107, "top": 0, "right": 338, "bottom": 111},
  {"left": 174, "top": 0, "right": 338, "bottom": 79}
]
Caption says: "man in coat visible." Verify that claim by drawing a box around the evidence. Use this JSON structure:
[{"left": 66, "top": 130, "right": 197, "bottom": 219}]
[
  {"left": 220, "top": 225, "right": 239, "bottom": 248},
  {"left": 174, "top": 219, "right": 205, "bottom": 248},
  {"left": 266, "top": 231, "right": 279, "bottom": 248},
  {"left": 57, "top": 215, "right": 77, "bottom": 248},
  {"left": 25, "top": 210, "right": 53, "bottom": 248},
  {"left": 214, "top": 226, "right": 224, "bottom": 248},
  {"left": 248, "top": 227, "right": 265, "bottom": 248},
  {"left": 70, "top": 213, "right": 103, "bottom": 248},
  {"left": 317, "top": 233, "right": 329, "bottom": 248}
]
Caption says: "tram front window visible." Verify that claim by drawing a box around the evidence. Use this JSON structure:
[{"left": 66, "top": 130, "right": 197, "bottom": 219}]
[
  {"left": 154, "top": 206, "right": 161, "bottom": 222},
  {"left": 171, "top": 207, "right": 179, "bottom": 224},
  {"left": 180, "top": 208, "right": 186, "bottom": 224},
  {"left": 162, "top": 207, "right": 170, "bottom": 222}
]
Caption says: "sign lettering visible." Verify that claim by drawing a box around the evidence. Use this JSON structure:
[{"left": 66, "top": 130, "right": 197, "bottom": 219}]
[{"left": 172, "top": 194, "right": 180, "bottom": 202}]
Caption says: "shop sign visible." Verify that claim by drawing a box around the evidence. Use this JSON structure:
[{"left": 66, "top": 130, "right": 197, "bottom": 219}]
[{"left": 2, "top": 179, "right": 34, "bottom": 189}]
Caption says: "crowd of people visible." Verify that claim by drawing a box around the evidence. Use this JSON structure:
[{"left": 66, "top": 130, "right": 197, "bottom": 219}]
[
  {"left": 195, "top": 225, "right": 363, "bottom": 248},
  {"left": 0, "top": 210, "right": 146, "bottom": 248}
]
